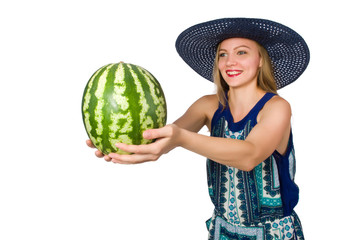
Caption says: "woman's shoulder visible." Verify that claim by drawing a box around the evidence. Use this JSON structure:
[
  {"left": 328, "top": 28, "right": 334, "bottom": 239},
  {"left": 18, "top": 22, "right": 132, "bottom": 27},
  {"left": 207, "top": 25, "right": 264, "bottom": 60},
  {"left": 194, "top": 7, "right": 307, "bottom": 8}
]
[
  {"left": 195, "top": 94, "right": 219, "bottom": 108},
  {"left": 268, "top": 94, "right": 291, "bottom": 109},
  {"left": 194, "top": 94, "right": 220, "bottom": 122},
  {"left": 259, "top": 94, "right": 292, "bottom": 121}
]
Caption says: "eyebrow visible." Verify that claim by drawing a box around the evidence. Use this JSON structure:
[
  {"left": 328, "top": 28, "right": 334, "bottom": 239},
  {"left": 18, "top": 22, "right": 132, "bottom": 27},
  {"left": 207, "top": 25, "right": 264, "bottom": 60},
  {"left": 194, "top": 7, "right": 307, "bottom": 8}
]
[{"left": 219, "top": 45, "right": 251, "bottom": 52}]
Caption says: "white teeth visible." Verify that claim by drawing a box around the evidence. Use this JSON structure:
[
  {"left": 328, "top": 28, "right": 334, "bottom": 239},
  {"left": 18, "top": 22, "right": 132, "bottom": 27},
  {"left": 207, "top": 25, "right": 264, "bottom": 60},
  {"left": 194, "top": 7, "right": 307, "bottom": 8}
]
[{"left": 227, "top": 71, "right": 241, "bottom": 75}]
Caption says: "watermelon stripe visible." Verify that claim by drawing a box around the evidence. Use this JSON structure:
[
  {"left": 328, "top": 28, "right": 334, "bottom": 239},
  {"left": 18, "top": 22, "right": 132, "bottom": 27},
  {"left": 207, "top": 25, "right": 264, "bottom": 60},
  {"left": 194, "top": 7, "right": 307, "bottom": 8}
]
[
  {"left": 84, "top": 64, "right": 112, "bottom": 151},
  {"left": 93, "top": 64, "right": 115, "bottom": 152},
  {"left": 109, "top": 64, "right": 132, "bottom": 151},
  {"left": 129, "top": 65, "right": 153, "bottom": 138},
  {"left": 124, "top": 64, "right": 143, "bottom": 145},
  {"left": 137, "top": 67, "right": 156, "bottom": 129},
  {"left": 101, "top": 63, "right": 119, "bottom": 153},
  {"left": 140, "top": 68, "right": 167, "bottom": 126}
]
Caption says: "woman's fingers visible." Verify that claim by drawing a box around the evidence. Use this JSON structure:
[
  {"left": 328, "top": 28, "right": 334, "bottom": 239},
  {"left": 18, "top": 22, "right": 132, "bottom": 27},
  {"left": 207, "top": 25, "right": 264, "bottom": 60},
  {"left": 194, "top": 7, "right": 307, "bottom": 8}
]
[
  {"left": 86, "top": 139, "right": 95, "bottom": 148},
  {"left": 86, "top": 139, "right": 108, "bottom": 160},
  {"left": 104, "top": 155, "right": 112, "bottom": 162},
  {"left": 143, "top": 125, "right": 172, "bottom": 140},
  {"left": 109, "top": 152, "right": 159, "bottom": 164},
  {"left": 114, "top": 142, "right": 158, "bottom": 155},
  {"left": 107, "top": 142, "right": 161, "bottom": 164},
  {"left": 86, "top": 125, "right": 178, "bottom": 164},
  {"left": 107, "top": 125, "right": 181, "bottom": 164}
]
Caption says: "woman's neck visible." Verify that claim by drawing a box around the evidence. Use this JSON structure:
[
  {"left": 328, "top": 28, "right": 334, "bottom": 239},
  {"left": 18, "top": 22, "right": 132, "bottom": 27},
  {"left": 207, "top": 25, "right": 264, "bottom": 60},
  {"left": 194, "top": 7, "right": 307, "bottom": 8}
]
[{"left": 227, "top": 86, "right": 266, "bottom": 122}]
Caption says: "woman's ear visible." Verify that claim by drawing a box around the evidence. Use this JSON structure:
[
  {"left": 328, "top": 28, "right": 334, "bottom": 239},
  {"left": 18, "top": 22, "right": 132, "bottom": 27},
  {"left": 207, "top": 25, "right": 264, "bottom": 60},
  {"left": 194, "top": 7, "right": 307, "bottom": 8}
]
[{"left": 259, "top": 55, "right": 263, "bottom": 68}]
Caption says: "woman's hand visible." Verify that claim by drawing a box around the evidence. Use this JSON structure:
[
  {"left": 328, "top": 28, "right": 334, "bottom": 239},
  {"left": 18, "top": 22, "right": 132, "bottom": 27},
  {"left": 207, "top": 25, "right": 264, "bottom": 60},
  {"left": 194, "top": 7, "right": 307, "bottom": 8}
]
[
  {"left": 85, "top": 139, "right": 112, "bottom": 161},
  {"left": 108, "top": 124, "right": 182, "bottom": 164}
]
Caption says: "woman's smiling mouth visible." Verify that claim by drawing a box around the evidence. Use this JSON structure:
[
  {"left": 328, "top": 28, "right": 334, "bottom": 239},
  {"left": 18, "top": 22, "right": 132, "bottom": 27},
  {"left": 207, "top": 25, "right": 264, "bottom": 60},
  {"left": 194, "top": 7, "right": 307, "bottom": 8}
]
[{"left": 226, "top": 70, "right": 242, "bottom": 77}]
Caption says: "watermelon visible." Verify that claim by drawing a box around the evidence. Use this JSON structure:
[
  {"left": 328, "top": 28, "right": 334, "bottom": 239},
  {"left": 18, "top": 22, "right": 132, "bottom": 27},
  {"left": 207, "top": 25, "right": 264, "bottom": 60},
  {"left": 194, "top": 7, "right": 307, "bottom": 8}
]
[{"left": 82, "top": 62, "right": 167, "bottom": 155}]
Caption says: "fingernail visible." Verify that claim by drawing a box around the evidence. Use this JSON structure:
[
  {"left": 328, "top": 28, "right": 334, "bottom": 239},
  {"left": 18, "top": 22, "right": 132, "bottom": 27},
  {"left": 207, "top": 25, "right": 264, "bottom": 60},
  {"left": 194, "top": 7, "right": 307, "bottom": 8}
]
[
  {"left": 115, "top": 143, "right": 122, "bottom": 148},
  {"left": 143, "top": 131, "right": 150, "bottom": 138}
]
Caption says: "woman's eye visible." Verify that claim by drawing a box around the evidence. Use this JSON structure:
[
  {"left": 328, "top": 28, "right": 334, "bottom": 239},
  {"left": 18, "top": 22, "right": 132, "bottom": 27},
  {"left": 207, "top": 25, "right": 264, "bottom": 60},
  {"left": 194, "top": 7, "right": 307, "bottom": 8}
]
[
  {"left": 219, "top": 52, "right": 227, "bottom": 57},
  {"left": 237, "top": 51, "right": 247, "bottom": 55}
]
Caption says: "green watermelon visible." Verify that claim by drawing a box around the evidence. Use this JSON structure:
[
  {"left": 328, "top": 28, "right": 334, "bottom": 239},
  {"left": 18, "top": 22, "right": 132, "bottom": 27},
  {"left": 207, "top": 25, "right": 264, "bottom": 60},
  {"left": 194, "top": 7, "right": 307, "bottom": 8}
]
[{"left": 82, "top": 62, "right": 167, "bottom": 155}]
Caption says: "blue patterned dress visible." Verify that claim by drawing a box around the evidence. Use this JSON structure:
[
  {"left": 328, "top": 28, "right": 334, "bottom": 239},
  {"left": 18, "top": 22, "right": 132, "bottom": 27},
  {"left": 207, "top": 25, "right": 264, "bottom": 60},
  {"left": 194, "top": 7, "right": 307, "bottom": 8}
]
[{"left": 206, "top": 92, "right": 304, "bottom": 240}]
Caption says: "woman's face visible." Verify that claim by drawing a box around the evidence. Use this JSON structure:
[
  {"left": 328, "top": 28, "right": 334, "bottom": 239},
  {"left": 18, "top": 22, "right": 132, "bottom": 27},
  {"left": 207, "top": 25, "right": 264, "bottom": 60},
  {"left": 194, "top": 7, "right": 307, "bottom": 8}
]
[{"left": 218, "top": 38, "right": 262, "bottom": 89}]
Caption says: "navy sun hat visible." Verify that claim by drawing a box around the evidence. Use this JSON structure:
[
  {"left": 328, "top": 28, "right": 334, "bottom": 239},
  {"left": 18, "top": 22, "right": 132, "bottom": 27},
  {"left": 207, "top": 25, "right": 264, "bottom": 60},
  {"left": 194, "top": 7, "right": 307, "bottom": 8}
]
[{"left": 175, "top": 18, "right": 310, "bottom": 89}]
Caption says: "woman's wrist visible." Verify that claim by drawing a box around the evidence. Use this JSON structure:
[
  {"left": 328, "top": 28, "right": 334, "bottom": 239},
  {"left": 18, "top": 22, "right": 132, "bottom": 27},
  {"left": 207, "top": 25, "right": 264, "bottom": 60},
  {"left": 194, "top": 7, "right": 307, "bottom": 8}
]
[{"left": 176, "top": 125, "right": 186, "bottom": 148}]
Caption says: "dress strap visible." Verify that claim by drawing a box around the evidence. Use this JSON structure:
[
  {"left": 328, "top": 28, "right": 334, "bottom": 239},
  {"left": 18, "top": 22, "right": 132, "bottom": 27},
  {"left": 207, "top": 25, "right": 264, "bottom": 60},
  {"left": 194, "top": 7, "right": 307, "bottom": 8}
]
[
  {"left": 246, "top": 92, "right": 276, "bottom": 125},
  {"left": 252, "top": 92, "right": 276, "bottom": 114}
]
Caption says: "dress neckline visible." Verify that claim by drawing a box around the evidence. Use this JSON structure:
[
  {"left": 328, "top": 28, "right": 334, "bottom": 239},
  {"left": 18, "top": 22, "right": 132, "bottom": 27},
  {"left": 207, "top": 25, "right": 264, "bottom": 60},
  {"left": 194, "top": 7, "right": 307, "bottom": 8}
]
[
  {"left": 222, "top": 92, "right": 276, "bottom": 133},
  {"left": 226, "top": 92, "right": 273, "bottom": 124}
]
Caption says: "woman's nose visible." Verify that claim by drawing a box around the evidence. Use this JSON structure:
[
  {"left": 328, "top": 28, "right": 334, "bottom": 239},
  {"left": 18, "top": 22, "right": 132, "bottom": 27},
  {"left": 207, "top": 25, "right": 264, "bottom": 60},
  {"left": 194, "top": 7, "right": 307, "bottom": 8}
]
[{"left": 226, "top": 55, "right": 236, "bottom": 66}]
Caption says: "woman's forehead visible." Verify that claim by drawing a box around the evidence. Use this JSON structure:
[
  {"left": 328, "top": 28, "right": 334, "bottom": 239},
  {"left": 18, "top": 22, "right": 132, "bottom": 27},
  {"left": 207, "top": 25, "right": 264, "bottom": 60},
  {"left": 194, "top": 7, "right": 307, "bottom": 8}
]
[{"left": 219, "top": 38, "right": 259, "bottom": 49}]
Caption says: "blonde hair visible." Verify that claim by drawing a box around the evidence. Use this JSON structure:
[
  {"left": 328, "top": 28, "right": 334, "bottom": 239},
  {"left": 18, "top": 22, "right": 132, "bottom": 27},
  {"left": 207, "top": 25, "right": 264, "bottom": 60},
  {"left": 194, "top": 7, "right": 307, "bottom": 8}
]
[{"left": 213, "top": 41, "right": 277, "bottom": 108}]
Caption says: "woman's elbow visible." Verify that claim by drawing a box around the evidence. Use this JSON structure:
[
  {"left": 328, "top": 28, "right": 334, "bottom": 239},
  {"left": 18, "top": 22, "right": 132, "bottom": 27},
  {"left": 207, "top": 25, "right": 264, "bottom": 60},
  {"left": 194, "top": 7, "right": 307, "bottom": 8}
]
[
  {"left": 234, "top": 156, "right": 258, "bottom": 172},
  {"left": 238, "top": 149, "right": 263, "bottom": 172},
  {"left": 240, "top": 160, "right": 257, "bottom": 172}
]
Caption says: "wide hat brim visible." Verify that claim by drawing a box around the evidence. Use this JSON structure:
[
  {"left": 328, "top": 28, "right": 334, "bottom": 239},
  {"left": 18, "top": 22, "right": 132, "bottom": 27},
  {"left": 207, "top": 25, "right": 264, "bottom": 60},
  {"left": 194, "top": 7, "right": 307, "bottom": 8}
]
[{"left": 175, "top": 18, "right": 310, "bottom": 89}]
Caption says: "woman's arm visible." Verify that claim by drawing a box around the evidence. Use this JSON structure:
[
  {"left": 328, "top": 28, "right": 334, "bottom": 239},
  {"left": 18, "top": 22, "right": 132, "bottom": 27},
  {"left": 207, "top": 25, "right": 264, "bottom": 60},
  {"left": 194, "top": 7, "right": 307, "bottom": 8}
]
[
  {"left": 177, "top": 96, "right": 292, "bottom": 170},
  {"left": 173, "top": 94, "right": 218, "bottom": 132},
  {"left": 109, "top": 96, "right": 291, "bottom": 171}
]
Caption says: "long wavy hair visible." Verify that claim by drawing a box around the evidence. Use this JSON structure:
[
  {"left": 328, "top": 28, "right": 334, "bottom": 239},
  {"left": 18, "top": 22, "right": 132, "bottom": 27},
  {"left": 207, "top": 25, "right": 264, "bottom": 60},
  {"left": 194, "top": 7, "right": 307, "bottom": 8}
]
[{"left": 213, "top": 40, "right": 277, "bottom": 108}]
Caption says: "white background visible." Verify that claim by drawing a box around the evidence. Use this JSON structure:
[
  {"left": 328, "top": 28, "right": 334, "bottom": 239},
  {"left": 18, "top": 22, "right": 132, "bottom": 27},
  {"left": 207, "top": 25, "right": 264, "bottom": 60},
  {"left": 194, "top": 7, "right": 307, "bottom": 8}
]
[{"left": 1, "top": 0, "right": 361, "bottom": 239}]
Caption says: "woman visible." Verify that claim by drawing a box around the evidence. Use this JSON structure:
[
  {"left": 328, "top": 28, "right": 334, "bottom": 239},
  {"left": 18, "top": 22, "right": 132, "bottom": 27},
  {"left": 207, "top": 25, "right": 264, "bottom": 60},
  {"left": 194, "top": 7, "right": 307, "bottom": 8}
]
[{"left": 87, "top": 18, "right": 309, "bottom": 239}]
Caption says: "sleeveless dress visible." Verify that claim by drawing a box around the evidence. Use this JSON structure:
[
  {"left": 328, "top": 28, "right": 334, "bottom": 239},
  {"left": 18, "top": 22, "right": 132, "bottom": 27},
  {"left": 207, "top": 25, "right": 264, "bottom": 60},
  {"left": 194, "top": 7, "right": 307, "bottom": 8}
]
[{"left": 206, "top": 92, "right": 304, "bottom": 240}]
